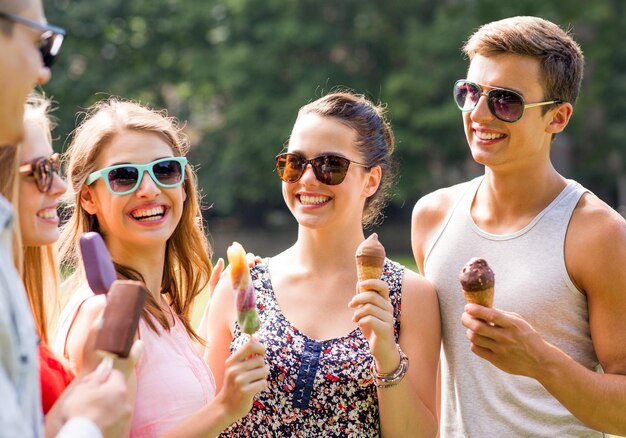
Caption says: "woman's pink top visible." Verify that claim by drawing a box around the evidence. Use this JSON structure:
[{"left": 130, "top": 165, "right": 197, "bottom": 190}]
[{"left": 54, "top": 284, "right": 216, "bottom": 437}]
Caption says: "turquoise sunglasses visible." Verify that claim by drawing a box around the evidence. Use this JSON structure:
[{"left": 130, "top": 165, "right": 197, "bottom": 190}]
[{"left": 86, "top": 157, "right": 187, "bottom": 195}]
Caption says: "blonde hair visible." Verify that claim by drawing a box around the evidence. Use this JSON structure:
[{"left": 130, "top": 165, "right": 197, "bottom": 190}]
[
  {"left": 59, "top": 98, "right": 212, "bottom": 342},
  {"left": 0, "top": 94, "right": 60, "bottom": 345}
]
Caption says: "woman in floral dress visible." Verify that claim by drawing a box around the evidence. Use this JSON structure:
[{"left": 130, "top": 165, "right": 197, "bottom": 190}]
[{"left": 203, "top": 91, "right": 441, "bottom": 437}]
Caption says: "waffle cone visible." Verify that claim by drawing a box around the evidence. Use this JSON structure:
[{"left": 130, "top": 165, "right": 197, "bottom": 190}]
[
  {"left": 357, "top": 264, "right": 384, "bottom": 282},
  {"left": 463, "top": 287, "right": 494, "bottom": 308}
]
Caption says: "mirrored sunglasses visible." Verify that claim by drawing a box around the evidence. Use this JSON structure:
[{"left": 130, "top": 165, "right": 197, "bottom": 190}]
[
  {"left": 0, "top": 12, "right": 65, "bottom": 68},
  {"left": 275, "top": 152, "right": 369, "bottom": 186},
  {"left": 453, "top": 79, "right": 561, "bottom": 123},
  {"left": 86, "top": 157, "right": 187, "bottom": 195},
  {"left": 19, "top": 153, "right": 61, "bottom": 193}
]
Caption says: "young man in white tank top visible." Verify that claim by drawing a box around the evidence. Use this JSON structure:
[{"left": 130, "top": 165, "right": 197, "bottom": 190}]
[{"left": 411, "top": 16, "right": 626, "bottom": 437}]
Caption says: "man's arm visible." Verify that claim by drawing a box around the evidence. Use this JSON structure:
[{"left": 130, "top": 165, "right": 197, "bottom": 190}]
[
  {"left": 553, "top": 193, "right": 626, "bottom": 433},
  {"left": 463, "top": 193, "right": 626, "bottom": 435}
]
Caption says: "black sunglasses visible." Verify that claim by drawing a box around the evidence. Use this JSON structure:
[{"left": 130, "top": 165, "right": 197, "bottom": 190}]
[
  {"left": 453, "top": 80, "right": 561, "bottom": 123},
  {"left": 19, "top": 153, "right": 61, "bottom": 193},
  {"left": 275, "top": 152, "right": 369, "bottom": 186},
  {"left": 0, "top": 12, "right": 65, "bottom": 68}
]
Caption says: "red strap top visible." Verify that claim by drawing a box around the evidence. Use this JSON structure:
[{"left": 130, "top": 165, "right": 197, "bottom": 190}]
[{"left": 39, "top": 343, "right": 75, "bottom": 414}]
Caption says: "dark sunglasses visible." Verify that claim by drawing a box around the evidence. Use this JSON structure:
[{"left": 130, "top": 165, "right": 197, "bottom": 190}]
[
  {"left": 275, "top": 152, "right": 369, "bottom": 186},
  {"left": 86, "top": 157, "right": 187, "bottom": 195},
  {"left": 0, "top": 12, "right": 65, "bottom": 68},
  {"left": 453, "top": 80, "right": 561, "bottom": 123},
  {"left": 19, "top": 153, "right": 61, "bottom": 193}
]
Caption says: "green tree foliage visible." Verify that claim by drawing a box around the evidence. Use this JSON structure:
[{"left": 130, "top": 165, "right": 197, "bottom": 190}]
[{"left": 44, "top": 0, "right": 626, "bottom": 225}]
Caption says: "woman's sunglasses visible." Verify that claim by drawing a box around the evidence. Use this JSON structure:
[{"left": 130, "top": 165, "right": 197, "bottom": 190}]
[
  {"left": 275, "top": 152, "right": 369, "bottom": 186},
  {"left": 0, "top": 12, "right": 65, "bottom": 68},
  {"left": 86, "top": 157, "right": 187, "bottom": 195},
  {"left": 453, "top": 80, "right": 561, "bottom": 123},
  {"left": 19, "top": 153, "right": 61, "bottom": 194}
]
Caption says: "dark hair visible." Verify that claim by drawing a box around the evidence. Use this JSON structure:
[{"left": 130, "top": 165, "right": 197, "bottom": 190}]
[
  {"left": 463, "top": 16, "right": 584, "bottom": 108},
  {"left": 297, "top": 91, "right": 396, "bottom": 227}
]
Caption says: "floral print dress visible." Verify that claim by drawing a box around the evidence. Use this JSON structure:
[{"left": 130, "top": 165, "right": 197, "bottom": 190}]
[{"left": 220, "top": 258, "right": 404, "bottom": 438}]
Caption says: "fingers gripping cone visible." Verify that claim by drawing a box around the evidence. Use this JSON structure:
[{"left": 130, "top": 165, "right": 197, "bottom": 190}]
[
  {"left": 459, "top": 257, "right": 495, "bottom": 307},
  {"left": 355, "top": 233, "right": 386, "bottom": 291},
  {"left": 227, "top": 242, "right": 260, "bottom": 335}
]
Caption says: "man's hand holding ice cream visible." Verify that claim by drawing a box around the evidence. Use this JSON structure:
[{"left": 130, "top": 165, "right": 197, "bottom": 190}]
[{"left": 459, "top": 257, "right": 550, "bottom": 378}]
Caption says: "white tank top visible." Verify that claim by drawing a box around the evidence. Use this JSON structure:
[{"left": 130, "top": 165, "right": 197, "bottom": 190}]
[{"left": 425, "top": 176, "right": 604, "bottom": 437}]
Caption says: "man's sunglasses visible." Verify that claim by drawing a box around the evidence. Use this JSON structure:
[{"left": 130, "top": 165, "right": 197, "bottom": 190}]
[
  {"left": 86, "top": 157, "right": 187, "bottom": 195},
  {"left": 0, "top": 12, "right": 65, "bottom": 68},
  {"left": 19, "top": 153, "right": 61, "bottom": 194},
  {"left": 275, "top": 152, "right": 369, "bottom": 186},
  {"left": 453, "top": 80, "right": 562, "bottom": 123}
]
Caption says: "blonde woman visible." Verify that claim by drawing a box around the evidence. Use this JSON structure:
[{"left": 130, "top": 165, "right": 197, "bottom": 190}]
[
  {"left": 55, "top": 98, "right": 268, "bottom": 438},
  {"left": 18, "top": 95, "right": 72, "bottom": 416},
  {"left": 7, "top": 94, "right": 138, "bottom": 437}
]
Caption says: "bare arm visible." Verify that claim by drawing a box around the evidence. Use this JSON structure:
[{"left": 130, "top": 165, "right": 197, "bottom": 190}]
[
  {"left": 163, "top": 275, "right": 268, "bottom": 438},
  {"left": 543, "top": 194, "right": 626, "bottom": 433},
  {"left": 195, "top": 258, "right": 225, "bottom": 355},
  {"left": 350, "top": 270, "right": 440, "bottom": 437},
  {"left": 462, "top": 194, "right": 626, "bottom": 435},
  {"left": 201, "top": 275, "right": 238, "bottom": 391},
  {"left": 159, "top": 340, "right": 268, "bottom": 438}
]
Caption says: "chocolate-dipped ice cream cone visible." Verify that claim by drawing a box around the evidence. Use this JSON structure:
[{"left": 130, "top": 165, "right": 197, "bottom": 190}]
[{"left": 459, "top": 257, "right": 495, "bottom": 307}]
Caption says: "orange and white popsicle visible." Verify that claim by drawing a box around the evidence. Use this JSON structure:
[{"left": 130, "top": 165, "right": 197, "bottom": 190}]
[{"left": 227, "top": 242, "right": 260, "bottom": 335}]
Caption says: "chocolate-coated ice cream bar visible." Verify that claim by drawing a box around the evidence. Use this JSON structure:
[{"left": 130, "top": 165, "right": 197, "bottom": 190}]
[
  {"left": 95, "top": 280, "right": 147, "bottom": 358},
  {"left": 80, "top": 232, "right": 117, "bottom": 295}
]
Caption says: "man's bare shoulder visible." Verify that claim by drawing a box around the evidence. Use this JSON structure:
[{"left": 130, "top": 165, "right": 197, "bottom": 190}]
[
  {"left": 570, "top": 192, "right": 626, "bottom": 241},
  {"left": 412, "top": 181, "right": 470, "bottom": 225},
  {"left": 411, "top": 181, "right": 472, "bottom": 271},
  {"left": 567, "top": 191, "right": 626, "bottom": 292}
]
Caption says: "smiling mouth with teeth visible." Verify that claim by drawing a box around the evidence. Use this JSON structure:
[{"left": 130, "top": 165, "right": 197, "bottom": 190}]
[
  {"left": 299, "top": 195, "right": 330, "bottom": 205},
  {"left": 131, "top": 206, "right": 166, "bottom": 221},
  {"left": 476, "top": 131, "right": 506, "bottom": 140},
  {"left": 37, "top": 208, "right": 58, "bottom": 219}
]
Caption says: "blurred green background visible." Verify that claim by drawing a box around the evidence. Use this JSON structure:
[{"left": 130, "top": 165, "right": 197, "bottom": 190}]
[{"left": 44, "top": 0, "right": 626, "bottom": 261}]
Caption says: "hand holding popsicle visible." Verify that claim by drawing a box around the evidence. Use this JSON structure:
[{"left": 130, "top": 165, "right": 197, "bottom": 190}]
[{"left": 227, "top": 242, "right": 261, "bottom": 335}]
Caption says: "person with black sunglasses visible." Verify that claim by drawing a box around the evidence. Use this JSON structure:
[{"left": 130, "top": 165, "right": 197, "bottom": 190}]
[
  {"left": 204, "top": 91, "right": 441, "bottom": 437},
  {"left": 412, "top": 16, "right": 626, "bottom": 436}
]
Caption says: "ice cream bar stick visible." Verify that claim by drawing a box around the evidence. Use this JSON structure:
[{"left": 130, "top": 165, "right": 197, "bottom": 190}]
[{"left": 80, "top": 232, "right": 117, "bottom": 295}]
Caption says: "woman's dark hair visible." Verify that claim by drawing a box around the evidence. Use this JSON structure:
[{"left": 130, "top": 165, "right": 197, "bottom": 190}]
[{"left": 298, "top": 91, "right": 396, "bottom": 227}]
